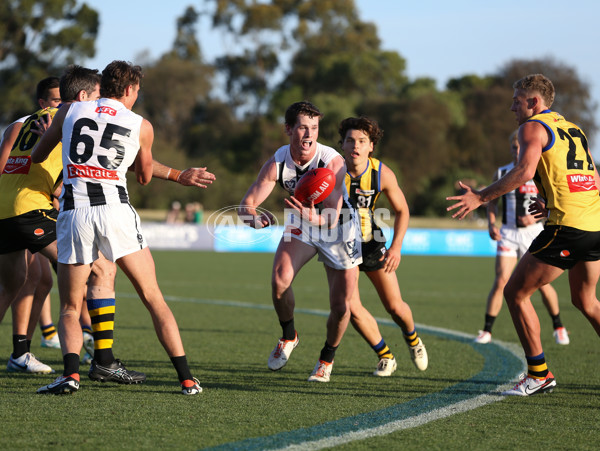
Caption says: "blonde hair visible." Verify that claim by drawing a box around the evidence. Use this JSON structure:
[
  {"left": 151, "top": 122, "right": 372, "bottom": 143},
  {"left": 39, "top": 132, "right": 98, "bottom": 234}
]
[
  {"left": 509, "top": 129, "right": 518, "bottom": 145},
  {"left": 513, "top": 74, "right": 555, "bottom": 108}
]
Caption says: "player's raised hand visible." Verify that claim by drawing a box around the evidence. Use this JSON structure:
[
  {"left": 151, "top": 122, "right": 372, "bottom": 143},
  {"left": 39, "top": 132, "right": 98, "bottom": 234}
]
[{"left": 446, "top": 181, "right": 483, "bottom": 220}]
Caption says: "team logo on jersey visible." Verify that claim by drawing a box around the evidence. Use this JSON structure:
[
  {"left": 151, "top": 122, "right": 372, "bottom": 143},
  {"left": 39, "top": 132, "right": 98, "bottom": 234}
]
[
  {"left": 519, "top": 184, "right": 538, "bottom": 194},
  {"left": 95, "top": 106, "right": 117, "bottom": 116},
  {"left": 2, "top": 156, "right": 31, "bottom": 174},
  {"left": 33, "top": 228, "right": 45, "bottom": 237},
  {"left": 283, "top": 179, "right": 297, "bottom": 192},
  {"left": 67, "top": 164, "right": 118, "bottom": 180},
  {"left": 566, "top": 174, "right": 597, "bottom": 193},
  {"left": 560, "top": 250, "right": 571, "bottom": 258},
  {"left": 354, "top": 188, "right": 375, "bottom": 195}
]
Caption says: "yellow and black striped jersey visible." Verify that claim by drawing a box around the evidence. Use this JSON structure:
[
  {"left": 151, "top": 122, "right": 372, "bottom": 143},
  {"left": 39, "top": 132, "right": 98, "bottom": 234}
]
[
  {"left": 0, "top": 107, "right": 63, "bottom": 219},
  {"left": 344, "top": 157, "right": 383, "bottom": 242},
  {"left": 529, "top": 110, "right": 600, "bottom": 231}
]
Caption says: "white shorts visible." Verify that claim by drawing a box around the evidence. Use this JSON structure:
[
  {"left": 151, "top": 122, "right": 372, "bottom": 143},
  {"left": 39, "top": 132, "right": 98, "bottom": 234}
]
[
  {"left": 283, "top": 212, "right": 362, "bottom": 270},
  {"left": 57, "top": 203, "right": 147, "bottom": 264},
  {"left": 497, "top": 223, "right": 543, "bottom": 259}
]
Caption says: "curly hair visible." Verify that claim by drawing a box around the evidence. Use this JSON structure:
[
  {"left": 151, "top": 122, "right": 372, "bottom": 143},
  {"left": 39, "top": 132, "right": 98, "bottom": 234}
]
[
  {"left": 100, "top": 60, "right": 143, "bottom": 99},
  {"left": 338, "top": 116, "right": 384, "bottom": 147}
]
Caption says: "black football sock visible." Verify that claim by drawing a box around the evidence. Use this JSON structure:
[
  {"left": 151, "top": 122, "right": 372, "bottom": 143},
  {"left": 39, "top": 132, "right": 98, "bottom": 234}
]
[
  {"left": 319, "top": 341, "right": 338, "bottom": 363},
  {"left": 280, "top": 318, "right": 296, "bottom": 341},
  {"left": 170, "top": 355, "right": 193, "bottom": 382},
  {"left": 551, "top": 314, "right": 564, "bottom": 329},
  {"left": 483, "top": 314, "right": 496, "bottom": 333},
  {"left": 12, "top": 335, "right": 28, "bottom": 358}
]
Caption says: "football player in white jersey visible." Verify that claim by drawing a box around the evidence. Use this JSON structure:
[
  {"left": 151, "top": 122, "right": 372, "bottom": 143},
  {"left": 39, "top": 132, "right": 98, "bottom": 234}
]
[
  {"left": 238, "top": 101, "right": 362, "bottom": 382},
  {"left": 32, "top": 61, "right": 202, "bottom": 395}
]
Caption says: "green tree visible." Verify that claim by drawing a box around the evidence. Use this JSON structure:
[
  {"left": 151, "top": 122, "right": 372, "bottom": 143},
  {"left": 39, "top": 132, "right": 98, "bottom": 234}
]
[
  {"left": 497, "top": 57, "right": 597, "bottom": 140},
  {"left": 0, "top": 0, "right": 98, "bottom": 122},
  {"left": 134, "top": 6, "right": 213, "bottom": 141}
]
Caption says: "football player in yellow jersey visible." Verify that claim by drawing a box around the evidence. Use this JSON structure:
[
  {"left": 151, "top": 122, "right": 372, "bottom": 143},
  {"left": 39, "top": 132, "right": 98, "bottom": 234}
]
[
  {"left": 448, "top": 74, "right": 600, "bottom": 396},
  {"left": 340, "top": 116, "right": 428, "bottom": 377},
  {"left": 0, "top": 77, "right": 64, "bottom": 373}
]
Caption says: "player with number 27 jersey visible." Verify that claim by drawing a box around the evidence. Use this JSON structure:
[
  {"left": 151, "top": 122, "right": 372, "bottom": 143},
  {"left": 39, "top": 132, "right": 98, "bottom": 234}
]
[
  {"left": 60, "top": 98, "right": 143, "bottom": 211},
  {"left": 529, "top": 110, "right": 600, "bottom": 231}
]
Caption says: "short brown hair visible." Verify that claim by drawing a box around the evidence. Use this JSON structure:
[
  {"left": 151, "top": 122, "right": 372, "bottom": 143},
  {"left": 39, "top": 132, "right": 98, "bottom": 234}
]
[
  {"left": 338, "top": 116, "right": 384, "bottom": 147},
  {"left": 59, "top": 66, "right": 100, "bottom": 102},
  {"left": 101, "top": 60, "right": 143, "bottom": 99},
  {"left": 513, "top": 74, "right": 555, "bottom": 108},
  {"left": 284, "top": 101, "right": 323, "bottom": 127}
]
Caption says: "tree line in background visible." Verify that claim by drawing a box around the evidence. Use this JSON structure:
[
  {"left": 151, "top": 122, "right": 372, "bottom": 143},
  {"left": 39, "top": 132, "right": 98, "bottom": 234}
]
[{"left": 1, "top": 0, "right": 597, "bottom": 217}]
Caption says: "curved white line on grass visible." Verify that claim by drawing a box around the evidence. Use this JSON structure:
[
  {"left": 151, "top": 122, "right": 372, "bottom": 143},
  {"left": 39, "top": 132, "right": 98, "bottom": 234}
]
[{"left": 121, "top": 293, "right": 526, "bottom": 450}]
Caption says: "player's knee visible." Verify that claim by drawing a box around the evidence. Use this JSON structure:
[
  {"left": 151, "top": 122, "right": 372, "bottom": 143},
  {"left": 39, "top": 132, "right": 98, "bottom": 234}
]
[
  {"left": 59, "top": 306, "right": 80, "bottom": 318},
  {"left": 271, "top": 271, "right": 293, "bottom": 297},
  {"left": 330, "top": 300, "right": 350, "bottom": 318},
  {"left": 87, "top": 284, "right": 115, "bottom": 300},
  {"left": 571, "top": 296, "right": 596, "bottom": 316},
  {"left": 90, "top": 259, "right": 117, "bottom": 285}
]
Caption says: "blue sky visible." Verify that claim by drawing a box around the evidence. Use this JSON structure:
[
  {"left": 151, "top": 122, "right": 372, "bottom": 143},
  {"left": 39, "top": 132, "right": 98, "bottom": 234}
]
[{"left": 88, "top": 1, "right": 600, "bottom": 137}]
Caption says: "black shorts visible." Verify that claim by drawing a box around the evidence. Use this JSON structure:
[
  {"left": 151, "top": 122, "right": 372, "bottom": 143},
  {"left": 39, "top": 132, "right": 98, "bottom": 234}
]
[
  {"left": 0, "top": 209, "right": 58, "bottom": 254},
  {"left": 359, "top": 239, "right": 388, "bottom": 272},
  {"left": 529, "top": 225, "right": 600, "bottom": 270}
]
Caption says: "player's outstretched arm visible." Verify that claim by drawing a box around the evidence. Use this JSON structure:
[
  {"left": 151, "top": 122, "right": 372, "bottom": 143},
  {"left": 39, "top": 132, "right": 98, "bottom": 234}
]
[
  {"left": 238, "top": 156, "right": 277, "bottom": 229},
  {"left": 151, "top": 160, "right": 216, "bottom": 188},
  {"left": 31, "top": 105, "right": 70, "bottom": 163}
]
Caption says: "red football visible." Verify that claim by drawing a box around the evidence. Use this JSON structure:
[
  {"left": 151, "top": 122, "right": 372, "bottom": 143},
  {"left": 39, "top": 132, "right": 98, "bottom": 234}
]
[{"left": 294, "top": 167, "right": 336, "bottom": 205}]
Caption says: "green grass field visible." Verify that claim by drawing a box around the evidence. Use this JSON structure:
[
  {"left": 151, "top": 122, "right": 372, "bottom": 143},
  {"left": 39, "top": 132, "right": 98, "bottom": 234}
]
[{"left": 1, "top": 251, "right": 599, "bottom": 450}]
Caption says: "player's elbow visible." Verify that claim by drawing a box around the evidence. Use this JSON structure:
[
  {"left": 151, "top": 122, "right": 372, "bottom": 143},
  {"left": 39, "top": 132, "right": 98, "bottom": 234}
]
[
  {"left": 30, "top": 149, "right": 44, "bottom": 163},
  {"left": 137, "top": 175, "right": 151, "bottom": 185},
  {"left": 137, "top": 169, "right": 152, "bottom": 185}
]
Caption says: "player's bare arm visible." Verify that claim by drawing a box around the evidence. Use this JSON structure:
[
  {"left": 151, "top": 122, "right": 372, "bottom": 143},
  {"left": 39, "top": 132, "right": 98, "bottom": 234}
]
[
  {"left": 31, "top": 104, "right": 71, "bottom": 163},
  {"left": 238, "top": 156, "right": 277, "bottom": 228},
  {"left": 447, "top": 122, "right": 544, "bottom": 220},
  {"left": 151, "top": 159, "right": 216, "bottom": 188},
  {"left": 0, "top": 122, "right": 23, "bottom": 174},
  {"left": 380, "top": 164, "right": 409, "bottom": 272},
  {"left": 134, "top": 118, "right": 154, "bottom": 185}
]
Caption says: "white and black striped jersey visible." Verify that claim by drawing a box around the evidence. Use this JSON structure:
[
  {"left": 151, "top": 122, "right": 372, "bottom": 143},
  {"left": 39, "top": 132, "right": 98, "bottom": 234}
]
[
  {"left": 274, "top": 142, "right": 340, "bottom": 194},
  {"left": 273, "top": 142, "right": 355, "bottom": 221},
  {"left": 59, "top": 98, "right": 143, "bottom": 211},
  {"left": 497, "top": 161, "right": 540, "bottom": 228}
]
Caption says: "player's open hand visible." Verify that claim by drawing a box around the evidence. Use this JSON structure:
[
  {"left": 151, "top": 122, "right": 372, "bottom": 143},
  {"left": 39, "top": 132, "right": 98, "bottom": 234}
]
[
  {"left": 178, "top": 167, "right": 216, "bottom": 188},
  {"left": 446, "top": 181, "right": 483, "bottom": 220},
  {"left": 284, "top": 196, "right": 324, "bottom": 226},
  {"left": 30, "top": 113, "right": 52, "bottom": 137},
  {"left": 528, "top": 195, "right": 548, "bottom": 219}
]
